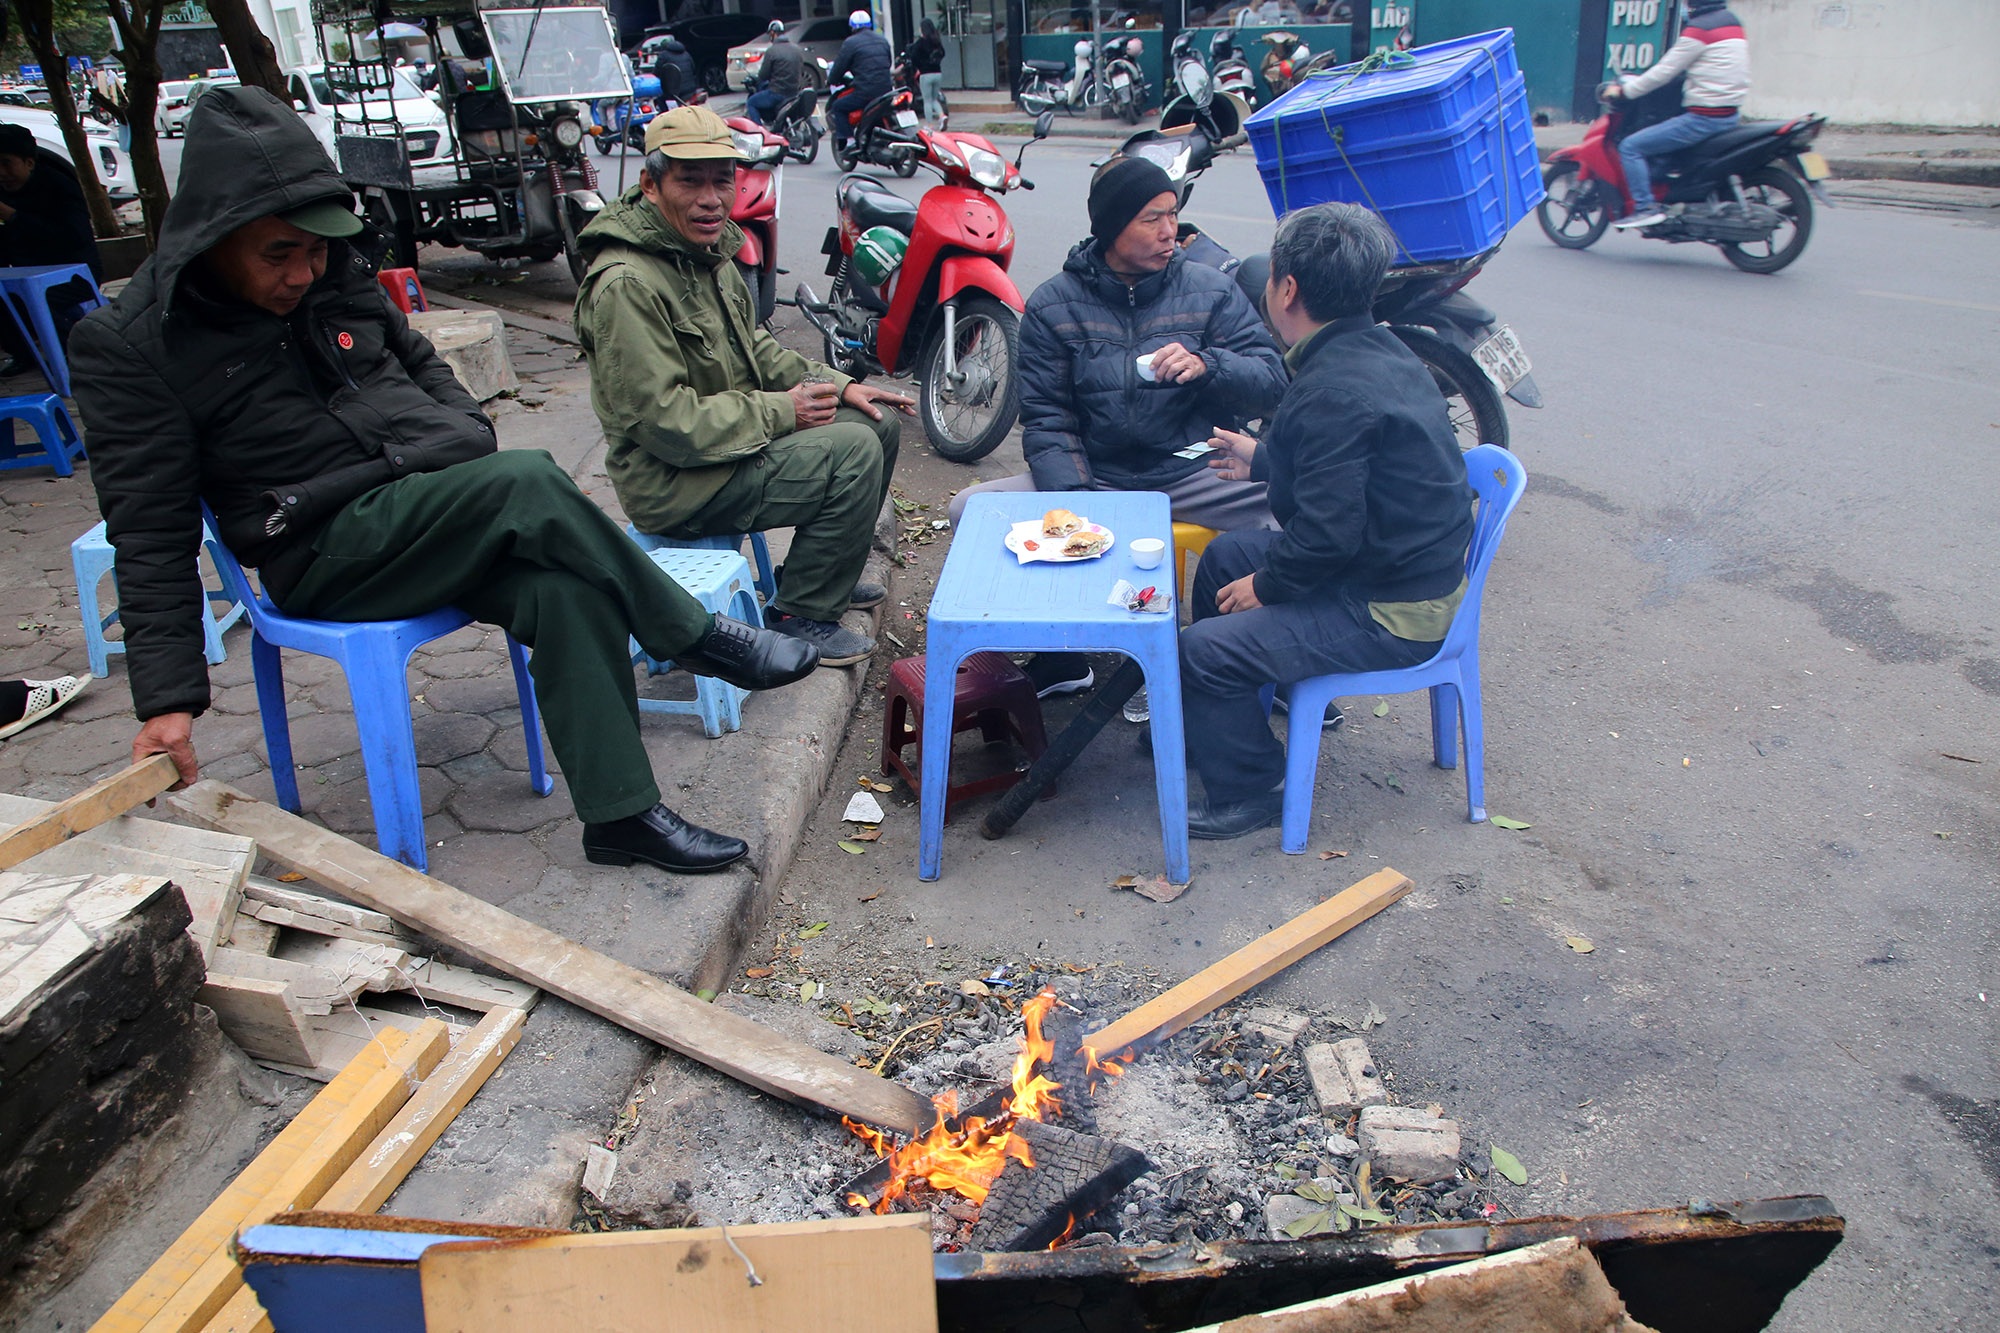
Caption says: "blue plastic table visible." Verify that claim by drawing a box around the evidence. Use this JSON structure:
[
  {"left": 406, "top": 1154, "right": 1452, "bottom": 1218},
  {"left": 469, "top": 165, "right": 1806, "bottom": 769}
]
[{"left": 919, "top": 491, "right": 1188, "bottom": 882}]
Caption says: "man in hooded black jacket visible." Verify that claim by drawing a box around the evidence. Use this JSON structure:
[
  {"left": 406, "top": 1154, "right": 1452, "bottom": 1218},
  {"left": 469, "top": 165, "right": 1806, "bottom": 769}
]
[{"left": 71, "top": 86, "right": 818, "bottom": 875}]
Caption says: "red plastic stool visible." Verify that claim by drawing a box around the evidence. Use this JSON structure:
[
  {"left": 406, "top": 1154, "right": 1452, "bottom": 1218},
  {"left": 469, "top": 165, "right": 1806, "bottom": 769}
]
[
  {"left": 377, "top": 267, "right": 429, "bottom": 314},
  {"left": 882, "top": 652, "right": 1053, "bottom": 820}
]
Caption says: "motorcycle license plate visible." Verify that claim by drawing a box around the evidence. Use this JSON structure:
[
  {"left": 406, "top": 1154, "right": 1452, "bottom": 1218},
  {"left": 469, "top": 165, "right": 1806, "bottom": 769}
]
[
  {"left": 1472, "top": 325, "right": 1532, "bottom": 393},
  {"left": 895, "top": 109, "right": 919, "bottom": 128},
  {"left": 1797, "top": 150, "right": 1830, "bottom": 181},
  {"left": 1112, "top": 71, "right": 1132, "bottom": 88}
]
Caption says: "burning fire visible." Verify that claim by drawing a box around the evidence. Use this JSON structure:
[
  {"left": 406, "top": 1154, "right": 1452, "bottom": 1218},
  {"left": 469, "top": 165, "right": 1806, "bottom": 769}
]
[{"left": 845, "top": 989, "right": 1082, "bottom": 1213}]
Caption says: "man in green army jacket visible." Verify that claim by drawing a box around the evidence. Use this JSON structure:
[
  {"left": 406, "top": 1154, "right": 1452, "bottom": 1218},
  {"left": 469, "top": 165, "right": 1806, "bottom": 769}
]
[{"left": 575, "top": 106, "right": 912, "bottom": 668}]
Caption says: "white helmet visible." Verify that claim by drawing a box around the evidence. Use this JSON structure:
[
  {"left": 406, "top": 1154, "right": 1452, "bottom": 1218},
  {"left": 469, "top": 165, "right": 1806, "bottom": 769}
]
[
  {"left": 1074, "top": 38, "right": 1092, "bottom": 57},
  {"left": 848, "top": 9, "right": 873, "bottom": 28},
  {"left": 768, "top": 19, "right": 784, "bottom": 35}
]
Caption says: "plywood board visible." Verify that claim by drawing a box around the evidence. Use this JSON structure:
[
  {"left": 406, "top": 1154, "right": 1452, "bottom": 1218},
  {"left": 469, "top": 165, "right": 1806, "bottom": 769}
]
[{"left": 418, "top": 1215, "right": 937, "bottom": 1333}]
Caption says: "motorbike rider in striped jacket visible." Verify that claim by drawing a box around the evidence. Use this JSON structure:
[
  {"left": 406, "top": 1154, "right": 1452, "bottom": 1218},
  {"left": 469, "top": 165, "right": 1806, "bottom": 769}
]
[{"left": 1606, "top": 0, "right": 1751, "bottom": 230}]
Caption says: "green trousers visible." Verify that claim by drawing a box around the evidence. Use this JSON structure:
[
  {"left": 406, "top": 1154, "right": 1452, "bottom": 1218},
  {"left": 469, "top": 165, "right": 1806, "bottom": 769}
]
[
  {"left": 283, "top": 450, "right": 713, "bottom": 825},
  {"left": 657, "top": 406, "right": 899, "bottom": 623}
]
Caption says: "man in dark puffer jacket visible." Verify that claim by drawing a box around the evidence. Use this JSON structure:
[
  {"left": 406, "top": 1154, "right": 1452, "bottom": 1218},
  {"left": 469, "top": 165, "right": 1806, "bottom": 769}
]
[{"left": 73, "top": 86, "right": 818, "bottom": 875}]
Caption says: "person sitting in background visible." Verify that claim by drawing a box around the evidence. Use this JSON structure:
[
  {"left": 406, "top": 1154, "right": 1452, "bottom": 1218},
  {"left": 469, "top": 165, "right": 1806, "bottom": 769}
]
[
  {"left": 950, "top": 155, "right": 1287, "bottom": 699},
  {"left": 747, "top": 20, "right": 807, "bottom": 126},
  {"left": 1178, "top": 203, "right": 1472, "bottom": 839},
  {"left": 0, "top": 123, "right": 99, "bottom": 379},
  {"left": 574, "top": 106, "right": 913, "bottom": 669},
  {"left": 1607, "top": 0, "right": 1750, "bottom": 229}
]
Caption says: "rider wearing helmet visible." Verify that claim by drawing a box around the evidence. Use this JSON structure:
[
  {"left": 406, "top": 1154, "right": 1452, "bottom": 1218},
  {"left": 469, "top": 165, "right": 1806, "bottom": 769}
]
[
  {"left": 828, "top": 9, "right": 893, "bottom": 152},
  {"left": 1259, "top": 31, "right": 1308, "bottom": 97},
  {"left": 747, "top": 18, "right": 806, "bottom": 126},
  {"left": 1607, "top": 0, "right": 1751, "bottom": 229}
]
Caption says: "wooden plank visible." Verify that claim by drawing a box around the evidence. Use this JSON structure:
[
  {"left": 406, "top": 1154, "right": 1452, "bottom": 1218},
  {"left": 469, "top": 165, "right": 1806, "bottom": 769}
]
[
  {"left": 273, "top": 934, "right": 413, "bottom": 990},
  {"left": 167, "top": 783, "right": 936, "bottom": 1134},
  {"left": 401, "top": 956, "right": 540, "bottom": 1013},
  {"left": 197, "top": 974, "right": 326, "bottom": 1070},
  {"left": 418, "top": 1215, "right": 938, "bottom": 1333},
  {"left": 223, "top": 912, "right": 279, "bottom": 955},
  {"left": 0, "top": 755, "right": 179, "bottom": 871},
  {"left": 243, "top": 878, "right": 418, "bottom": 947},
  {"left": 268, "top": 1007, "right": 432, "bottom": 1081},
  {"left": 135, "top": 1021, "right": 451, "bottom": 1333},
  {"left": 88, "top": 1028, "right": 412, "bottom": 1333},
  {"left": 205, "top": 948, "right": 358, "bottom": 1015},
  {"left": 1083, "top": 869, "right": 1413, "bottom": 1061},
  {"left": 202, "top": 1010, "right": 528, "bottom": 1333}
]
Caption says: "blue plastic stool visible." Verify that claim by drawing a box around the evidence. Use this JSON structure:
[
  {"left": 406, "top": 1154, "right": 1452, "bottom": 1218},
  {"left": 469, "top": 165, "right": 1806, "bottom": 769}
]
[
  {"left": 631, "top": 546, "right": 763, "bottom": 738},
  {"left": 0, "top": 392, "right": 84, "bottom": 476},
  {"left": 71, "top": 519, "right": 248, "bottom": 677},
  {"left": 1271, "top": 445, "right": 1527, "bottom": 852},
  {"left": 0, "top": 263, "right": 103, "bottom": 397},
  {"left": 627, "top": 525, "right": 778, "bottom": 604},
  {"left": 202, "top": 508, "right": 554, "bottom": 871}
]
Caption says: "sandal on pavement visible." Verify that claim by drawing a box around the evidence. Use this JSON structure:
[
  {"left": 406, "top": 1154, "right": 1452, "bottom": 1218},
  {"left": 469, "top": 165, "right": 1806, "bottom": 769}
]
[{"left": 0, "top": 676, "right": 89, "bottom": 740}]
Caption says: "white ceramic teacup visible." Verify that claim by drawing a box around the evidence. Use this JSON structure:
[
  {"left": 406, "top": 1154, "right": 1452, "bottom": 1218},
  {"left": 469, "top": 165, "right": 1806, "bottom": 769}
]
[
  {"left": 1130, "top": 537, "right": 1167, "bottom": 570},
  {"left": 1135, "top": 353, "right": 1157, "bottom": 382}
]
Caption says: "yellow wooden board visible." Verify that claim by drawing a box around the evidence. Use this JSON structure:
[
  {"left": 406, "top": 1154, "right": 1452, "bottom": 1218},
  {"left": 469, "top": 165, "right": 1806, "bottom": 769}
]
[{"left": 418, "top": 1215, "right": 938, "bottom": 1333}]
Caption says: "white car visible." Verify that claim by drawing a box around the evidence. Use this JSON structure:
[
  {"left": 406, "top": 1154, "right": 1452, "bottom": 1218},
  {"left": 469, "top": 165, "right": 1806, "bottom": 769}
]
[
  {"left": 155, "top": 80, "right": 197, "bottom": 136},
  {"left": 0, "top": 105, "right": 135, "bottom": 199},
  {"left": 285, "top": 65, "right": 455, "bottom": 168}
]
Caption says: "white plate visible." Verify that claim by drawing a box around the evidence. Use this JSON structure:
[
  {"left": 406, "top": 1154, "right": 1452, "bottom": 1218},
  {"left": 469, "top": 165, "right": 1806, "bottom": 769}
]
[
  {"left": 895, "top": 108, "right": 920, "bottom": 129},
  {"left": 1472, "top": 324, "right": 1531, "bottom": 392},
  {"left": 1006, "top": 519, "right": 1116, "bottom": 564}
]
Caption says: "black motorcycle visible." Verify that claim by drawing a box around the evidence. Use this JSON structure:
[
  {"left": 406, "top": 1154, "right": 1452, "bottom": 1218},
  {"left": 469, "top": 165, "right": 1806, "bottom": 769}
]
[
  {"left": 827, "top": 80, "right": 921, "bottom": 176},
  {"left": 768, "top": 85, "right": 822, "bottom": 164}
]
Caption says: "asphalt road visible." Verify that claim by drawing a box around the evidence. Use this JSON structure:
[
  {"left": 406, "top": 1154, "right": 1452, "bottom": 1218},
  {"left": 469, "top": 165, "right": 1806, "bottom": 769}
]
[{"left": 172, "top": 127, "right": 1997, "bottom": 1326}]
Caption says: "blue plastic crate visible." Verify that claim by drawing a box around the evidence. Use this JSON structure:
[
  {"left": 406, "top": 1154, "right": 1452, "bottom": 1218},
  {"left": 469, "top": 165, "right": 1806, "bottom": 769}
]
[{"left": 1246, "top": 29, "right": 1545, "bottom": 263}]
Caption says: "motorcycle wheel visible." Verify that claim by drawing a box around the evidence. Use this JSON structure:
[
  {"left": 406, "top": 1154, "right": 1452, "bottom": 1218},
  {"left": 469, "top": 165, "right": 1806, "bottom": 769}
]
[
  {"left": 592, "top": 133, "right": 614, "bottom": 155},
  {"left": 892, "top": 148, "right": 918, "bottom": 178},
  {"left": 833, "top": 135, "right": 858, "bottom": 171},
  {"left": 736, "top": 260, "right": 776, "bottom": 327},
  {"left": 792, "top": 118, "right": 821, "bottom": 165},
  {"left": 1719, "top": 166, "right": 1814, "bottom": 274},
  {"left": 1119, "top": 91, "right": 1140, "bottom": 125},
  {"left": 1537, "top": 161, "right": 1611, "bottom": 250},
  {"left": 1017, "top": 90, "right": 1054, "bottom": 116},
  {"left": 1391, "top": 325, "right": 1510, "bottom": 452},
  {"left": 919, "top": 295, "right": 1020, "bottom": 463}
]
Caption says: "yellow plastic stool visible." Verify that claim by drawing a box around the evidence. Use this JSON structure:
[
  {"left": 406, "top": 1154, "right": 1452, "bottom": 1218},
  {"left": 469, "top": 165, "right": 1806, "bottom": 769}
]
[{"left": 1172, "top": 522, "right": 1222, "bottom": 598}]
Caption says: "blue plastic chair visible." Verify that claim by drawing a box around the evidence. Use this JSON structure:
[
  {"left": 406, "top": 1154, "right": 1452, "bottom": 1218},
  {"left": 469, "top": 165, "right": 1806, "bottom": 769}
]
[
  {"left": 71, "top": 519, "right": 247, "bottom": 677},
  {"left": 202, "top": 509, "right": 554, "bottom": 871},
  {"left": 627, "top": 525, "right": 778, "bottom": 603},
  {"left": 1273, "top": 444, "right": 1527, "bottom": 853},
  {"left": 628, "top": 545, "right": 763, "bottom": 737},
  {"left": 0, "top": 263, "right": 103, "bottom": 397},
  {"left": 0, "top": 392, "right": 85, "bottom": 476}
]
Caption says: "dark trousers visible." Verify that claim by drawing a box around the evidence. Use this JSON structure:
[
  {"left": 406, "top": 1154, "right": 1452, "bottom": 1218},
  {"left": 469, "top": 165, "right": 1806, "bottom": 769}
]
[
  {"left": 657, "top": 405, "right": 897, "bottom": 622},
  {"left": 745, "top": 87, "right": 785, "bottom": 125},
  {"left": 282, "top": 451, "right": 714, "bottom": 824},
  {"left": 829, "top": 87, "right": 876, "bottom": 144},
  {"left": 1179, "top": 530, "right": 1438, "bottom": 804}
]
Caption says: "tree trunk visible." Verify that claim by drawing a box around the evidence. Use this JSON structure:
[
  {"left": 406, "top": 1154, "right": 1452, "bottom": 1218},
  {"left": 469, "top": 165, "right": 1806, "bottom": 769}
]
[
  {"left": 106, "top": 0, "right": 171, "bottom": 247},
  {"left": 206, "top": 0, "right": 288, "bottom": 99},
  {"left": 10, "top": 0, "right": 120, "bottom": 238}
]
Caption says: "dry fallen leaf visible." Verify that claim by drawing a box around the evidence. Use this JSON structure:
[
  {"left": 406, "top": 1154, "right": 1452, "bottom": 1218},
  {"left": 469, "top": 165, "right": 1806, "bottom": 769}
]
[
  {"left": 1065, "top": 963, "right": 1094, "bottom": 973},
  {"left": 1318, "top": 849, "right": 1350, "bottom": 860},
  {"left": 744, "top": 966, "right": 774, "bottom": 979},
  {"left": 1565, "top": 936, "right": 1596, "bottom": 954},
  {"left": 1126, "top": 874, "right": 1190, "bottom": 904},
  {"left": 857, "top": 891, "right": 882, "bottom": 903},
  {"left": 868, "top": 781, "right": 894, "bottom": 793},
  {"left": 960, "top": 979, "right": 991, "bottom": 996},
  {"left": 276, "top": 872, "right": 307, "bottom": 883},
  {"left": 1111, "top": 874, "right": 1138, "bottom": 888},
  {"left": 848, "top": 827, "right": 883, "bottom": 842}
]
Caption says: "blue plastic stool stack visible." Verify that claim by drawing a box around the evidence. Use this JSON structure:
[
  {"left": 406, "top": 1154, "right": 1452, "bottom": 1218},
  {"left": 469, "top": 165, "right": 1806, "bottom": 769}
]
[
  {"left": 201, "top": 506, "right": 554, "bottom": 872},
  {"left": 631, "top": 546, "right": 764, "bottom": 738},
  {"left": 0, "top": 263, "right": 104, "bottom": 396},
  {"left": 627, "top": 525, "right": 778, "bottom": 604},
  {"left": 71, "top": 519, "right": 248, "bottom": 677},
  {"left": 0, "top": 392, "right": 85, "bottom": 476}
]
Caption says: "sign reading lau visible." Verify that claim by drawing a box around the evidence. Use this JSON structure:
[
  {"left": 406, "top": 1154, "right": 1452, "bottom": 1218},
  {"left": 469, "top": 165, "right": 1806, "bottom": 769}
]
[
  {"left": 1605, "top": 0, "right": 1671, "bottom": 75},
  {"left": 1371, "top": 5, "right": 1415, "bottom": 54}
]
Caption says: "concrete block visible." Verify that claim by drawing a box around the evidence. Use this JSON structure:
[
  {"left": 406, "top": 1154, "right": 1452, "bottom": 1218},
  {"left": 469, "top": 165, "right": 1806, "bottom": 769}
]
[
  {"left": 1241, "top": 1005, "right": 1310, "bottom": 1049},
  {"left": 1304, "top": 1036, "right": 1387, "bottom": 1118},
  {"left": 409, "top": 309, "right": 518, "bottom": 402},
  {"left": 1357, "top": 1104, "right": 1462, "bottom": 1183}
]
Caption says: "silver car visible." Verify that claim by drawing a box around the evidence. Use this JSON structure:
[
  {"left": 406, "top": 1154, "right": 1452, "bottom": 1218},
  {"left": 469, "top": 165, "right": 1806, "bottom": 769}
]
[{"left": 726, "top": 17, "right": 850, "bottom": 93}]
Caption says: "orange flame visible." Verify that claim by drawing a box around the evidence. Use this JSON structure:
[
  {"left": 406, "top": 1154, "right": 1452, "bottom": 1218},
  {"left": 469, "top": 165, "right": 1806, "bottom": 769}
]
[
  {"left": 1047, "top": 1214, "right": 1077, "bottom": 1249},
  {"left": 845, "top": 989, "right": 1067, "bottom": 1213},
  {"left": 1080, "top": 1045, "right": 1129, "bottom": 1095}
]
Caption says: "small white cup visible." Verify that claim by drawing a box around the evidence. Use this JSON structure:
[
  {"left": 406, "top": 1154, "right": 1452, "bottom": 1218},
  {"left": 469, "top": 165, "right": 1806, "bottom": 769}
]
[
  {"left": 1135, "top": 353, "right": 1157, "bottom": 382},
  {"left": 1130, "top": 537, "right": 1167, "bottom": 570}
]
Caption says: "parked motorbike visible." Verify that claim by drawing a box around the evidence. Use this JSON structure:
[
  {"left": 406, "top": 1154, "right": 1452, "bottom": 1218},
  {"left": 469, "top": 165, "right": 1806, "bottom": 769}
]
[
  {"left": 1210, "top": 32, "right": 1258, "bottom": 110},
  {"left": 1539, "top": 81, "right": 1830, "bottom": 274},
  {"left": 591, "top": 73, "right": 663, "bottom": 155},
  {"left": 826, "top": 79, "right": 923, "bottom": 176},
  {"left": 766, "top": 85, "right": 821, "bottom": 164},
  {"left": 1161, "top": 30, "right": 1245, "bottom": 145},
  {"left": 725, "top": 115, "right": 789, "bottom": 326},
  {"left": 1113, "top": 126, "right": 1539, "bottom": 450},
  {"left": 796, "top": 112, "right": 1055, "bottom": 462},
  {"left": 1017, "top": 38, "right": 1100, "bottom": 117},
  {"left": 1103, "top": 33, "right": 1147, "bottom": 125}
]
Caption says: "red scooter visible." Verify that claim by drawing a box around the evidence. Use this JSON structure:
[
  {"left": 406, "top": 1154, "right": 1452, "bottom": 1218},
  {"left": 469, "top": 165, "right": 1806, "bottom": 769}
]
[
  {"left": 725, "top": 114, "right": 788, "bottom": 326},
  {"left": 796, "top": 112, "right": 1053, "bottom": 462}
]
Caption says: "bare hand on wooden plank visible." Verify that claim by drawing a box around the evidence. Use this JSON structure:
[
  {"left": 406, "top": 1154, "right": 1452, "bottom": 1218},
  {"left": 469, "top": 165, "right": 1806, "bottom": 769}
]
[
  {"left": 0, "top": 753, "right": 180, "bottom": 872},
  {"left": 1083, "top": 868, "right": 1412, "bottom": 1061},
  {"left": 167, "top": 782, "right": 936, "bottom": 1135}
]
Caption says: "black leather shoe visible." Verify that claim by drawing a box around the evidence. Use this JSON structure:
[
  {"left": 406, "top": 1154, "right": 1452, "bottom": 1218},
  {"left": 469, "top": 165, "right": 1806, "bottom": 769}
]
[
  {"left": 1188, "top": 791, "right": 1284, "bottom": 840},
  {"left": 582, "top": 803, "right": 748, "bottom": 873},
  {"left": 674, "top": 615, "right": 818, "bottom": 690}
]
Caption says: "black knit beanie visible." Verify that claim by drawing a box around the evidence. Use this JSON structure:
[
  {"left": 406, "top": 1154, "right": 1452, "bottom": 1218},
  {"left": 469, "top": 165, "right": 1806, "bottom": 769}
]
[{"left": 1088, "top": 156, "right": 1179, "bottom": 248}]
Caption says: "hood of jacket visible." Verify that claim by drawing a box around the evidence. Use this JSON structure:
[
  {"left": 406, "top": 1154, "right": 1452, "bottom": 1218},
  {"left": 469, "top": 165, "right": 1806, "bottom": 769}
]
[
  {"left": 577, "top": 185, "right": 745, "bottom": 271},
  {"left": 151, "top": 85, "right": 354, "bottom": 314},
  {"left": 1060, "top": 237, "right": 1181, "bottom": 308}
]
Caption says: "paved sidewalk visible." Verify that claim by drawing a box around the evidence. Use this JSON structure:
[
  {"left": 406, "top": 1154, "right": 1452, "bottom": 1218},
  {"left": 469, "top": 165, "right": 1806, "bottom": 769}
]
[{"left": 0, "top": 312, "right": 892, "bottom": 1229}]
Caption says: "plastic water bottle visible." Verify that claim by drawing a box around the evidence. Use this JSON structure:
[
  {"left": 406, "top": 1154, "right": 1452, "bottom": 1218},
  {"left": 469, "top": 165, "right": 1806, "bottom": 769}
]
[{"left": 1122, "top": 686, "right": 1150, "bottom": 724}]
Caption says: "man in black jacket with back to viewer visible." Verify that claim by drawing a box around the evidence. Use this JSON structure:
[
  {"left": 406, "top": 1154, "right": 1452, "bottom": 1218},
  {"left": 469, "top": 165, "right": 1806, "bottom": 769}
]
[
  {"left": 71, "top": 87, "right": 820, "bottom": 875},
  {"left": 0, "top": 123, "right": 99, "bottom": 378},
  {"left": 826, "top": 10, "right": 892, "bottom": 153},
  {"left": 1179, "top": 203, "right": 1473, "bottom": 839}
]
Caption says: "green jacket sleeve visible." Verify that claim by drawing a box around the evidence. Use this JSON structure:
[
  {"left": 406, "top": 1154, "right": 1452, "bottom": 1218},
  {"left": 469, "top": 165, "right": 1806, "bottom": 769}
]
[{"left": 584, "top": 268, "right": 806, "bottom": 467}]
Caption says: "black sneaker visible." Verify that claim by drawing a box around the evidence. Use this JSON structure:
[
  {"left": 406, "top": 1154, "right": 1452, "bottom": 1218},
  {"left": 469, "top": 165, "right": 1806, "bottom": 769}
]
[
  {"left": 766, "top": 609, "right": 876, "bottom": 667},
  {"left": 1025, "top": 653, "right": 1094, "bottom": 699}
]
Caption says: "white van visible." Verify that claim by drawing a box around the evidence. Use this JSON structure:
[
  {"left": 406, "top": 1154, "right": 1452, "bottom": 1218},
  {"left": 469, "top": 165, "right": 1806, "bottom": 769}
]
[{"left": 285, "top": 64, "right": 455, "bottom": 168}]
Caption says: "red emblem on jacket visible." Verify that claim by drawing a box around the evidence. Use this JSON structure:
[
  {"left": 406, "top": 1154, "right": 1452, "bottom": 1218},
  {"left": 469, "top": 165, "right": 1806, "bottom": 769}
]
[{"left": 337, "top": 331, "right": 354, "bottom": 349}]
